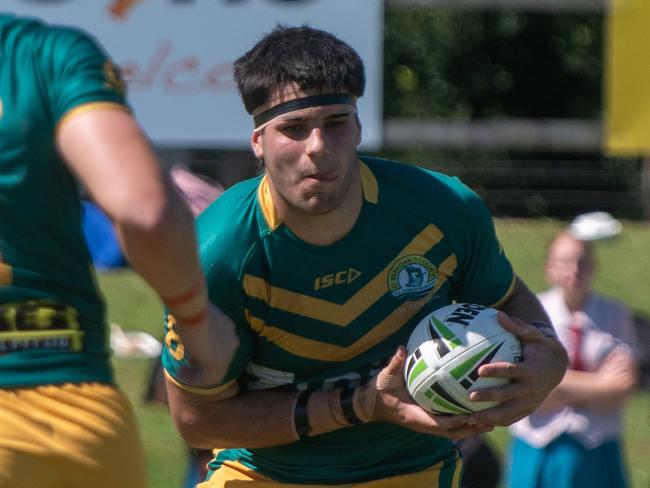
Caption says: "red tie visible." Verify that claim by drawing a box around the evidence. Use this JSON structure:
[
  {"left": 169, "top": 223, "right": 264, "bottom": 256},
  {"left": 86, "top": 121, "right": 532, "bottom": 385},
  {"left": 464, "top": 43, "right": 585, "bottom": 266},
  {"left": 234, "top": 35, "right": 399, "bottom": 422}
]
[{"left": 568, "top": 315, "right": 585, "bottom": 371}]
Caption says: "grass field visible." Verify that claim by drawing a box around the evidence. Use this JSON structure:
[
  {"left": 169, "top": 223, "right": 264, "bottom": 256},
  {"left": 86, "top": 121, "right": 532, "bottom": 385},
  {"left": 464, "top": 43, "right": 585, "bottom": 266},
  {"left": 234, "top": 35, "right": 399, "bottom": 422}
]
[{"left": 101, "top": 218, "right": 650, "bottom": 488}]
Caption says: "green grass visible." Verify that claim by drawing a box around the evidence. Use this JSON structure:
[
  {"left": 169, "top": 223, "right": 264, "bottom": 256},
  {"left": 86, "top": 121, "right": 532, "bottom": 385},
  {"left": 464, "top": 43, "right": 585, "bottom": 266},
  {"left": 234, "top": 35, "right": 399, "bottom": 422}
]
[
  {"left": 100, "top": 271, "right": 188, "bottom": 487},
  {"left": 99, "top": 218, "right": 650, "bottom": 488}
]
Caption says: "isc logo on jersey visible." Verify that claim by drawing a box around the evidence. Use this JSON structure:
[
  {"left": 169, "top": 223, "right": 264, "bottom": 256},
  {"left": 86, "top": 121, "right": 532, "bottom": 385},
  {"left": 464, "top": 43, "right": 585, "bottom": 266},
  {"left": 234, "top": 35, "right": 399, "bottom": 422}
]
[
  {"left": 404, "top": 303, "right": 522, "bottom": 415},
  {"left": 314, "top": 267, "right": 362, "bottom": 291},
  {"left": 387, "top": 255, "right": 438, "bottom": 301}
]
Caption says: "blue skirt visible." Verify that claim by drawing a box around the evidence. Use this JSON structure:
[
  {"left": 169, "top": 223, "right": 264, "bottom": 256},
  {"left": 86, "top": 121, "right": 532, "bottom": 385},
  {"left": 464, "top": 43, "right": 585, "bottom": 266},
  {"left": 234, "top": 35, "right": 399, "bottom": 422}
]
[{"left": 507, "top": 434, "right": 628, "bottom": 488}]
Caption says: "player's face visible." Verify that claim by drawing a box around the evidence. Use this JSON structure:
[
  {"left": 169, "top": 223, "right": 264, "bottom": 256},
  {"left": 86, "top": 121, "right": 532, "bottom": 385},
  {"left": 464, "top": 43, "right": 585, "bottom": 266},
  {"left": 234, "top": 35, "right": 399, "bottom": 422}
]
[
  {"left": 251, "top": 87, "right": 362, "bottom": 217},
  {"left": 546, "top": 235, "right": 594, "bottom": 298}
]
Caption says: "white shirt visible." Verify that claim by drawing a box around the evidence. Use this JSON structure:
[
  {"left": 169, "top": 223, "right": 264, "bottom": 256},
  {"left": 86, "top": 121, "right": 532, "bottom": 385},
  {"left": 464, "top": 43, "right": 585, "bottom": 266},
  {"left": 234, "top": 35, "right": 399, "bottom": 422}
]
[{"left": 509, "top": 287, "right": 637, "bottom": 449}]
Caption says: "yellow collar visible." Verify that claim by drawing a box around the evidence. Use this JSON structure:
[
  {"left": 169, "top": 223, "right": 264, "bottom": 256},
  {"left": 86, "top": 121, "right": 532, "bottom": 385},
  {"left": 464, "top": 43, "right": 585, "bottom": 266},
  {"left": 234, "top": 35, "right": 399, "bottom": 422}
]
[{"left": 257, "top": 159, "right": 378, "bottom": 231}]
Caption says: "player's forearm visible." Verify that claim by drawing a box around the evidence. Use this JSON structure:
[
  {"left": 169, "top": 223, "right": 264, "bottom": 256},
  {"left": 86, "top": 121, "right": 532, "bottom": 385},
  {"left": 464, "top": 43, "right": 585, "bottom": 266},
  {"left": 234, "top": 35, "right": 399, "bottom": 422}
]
[
  {"left": 166, "top": 380, "right": 359, "bottom": 449},
  {"left": 499, "top": 276, "right": 552, "bottom": 326},
  {"left": 168, "top": 382, "right": 301, "bottom": 449},
  {"left": 114, "top": 186, "right": 203, "bottom": 300},
  {"left": 499, "top": 276, "right": 568, "bottom": 363}
]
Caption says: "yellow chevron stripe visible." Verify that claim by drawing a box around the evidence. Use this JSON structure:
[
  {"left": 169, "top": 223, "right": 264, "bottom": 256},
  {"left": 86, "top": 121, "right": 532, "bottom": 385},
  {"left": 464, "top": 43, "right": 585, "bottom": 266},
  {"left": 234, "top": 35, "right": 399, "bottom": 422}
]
[
  {"left": 249, "top": 255, "right": 457, "bottom": 362},
  {"left": 243, "top": 224, "right": 445, "bottom": 326}
]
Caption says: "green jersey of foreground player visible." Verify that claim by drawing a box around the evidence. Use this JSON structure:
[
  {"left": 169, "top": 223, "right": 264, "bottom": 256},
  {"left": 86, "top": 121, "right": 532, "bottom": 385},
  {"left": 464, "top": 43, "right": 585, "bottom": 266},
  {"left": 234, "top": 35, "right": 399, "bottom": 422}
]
[
  {"left": 163, "top": 26, "right": 569, "bottom": 488},
  {"left": 0, "top": 14, "right": 236, "bottom": 488}
]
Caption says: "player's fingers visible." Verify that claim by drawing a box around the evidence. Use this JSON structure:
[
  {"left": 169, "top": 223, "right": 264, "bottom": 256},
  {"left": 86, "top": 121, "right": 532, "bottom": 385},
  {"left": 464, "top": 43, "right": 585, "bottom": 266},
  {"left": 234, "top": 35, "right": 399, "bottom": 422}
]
[
  {"left": 429, "top": 411, "right": 469, "bottom": 429},
  {"left": 381, "top": 346, "right": 407, "bottom": 376},
  {"left": 477, "top": 360, "right": 523, "bottom": 379},
  {"left": 446, "top": 425, "right": 495, "bottom": 441},
  {"left": 468, "top": 380, "right": 529, "bottom": 403},
  {"left": 466, "top": 400, "right": 534, "bottom": 427},
  {"left": 497, "top": 312, "right": 545, "bottom": 344}
]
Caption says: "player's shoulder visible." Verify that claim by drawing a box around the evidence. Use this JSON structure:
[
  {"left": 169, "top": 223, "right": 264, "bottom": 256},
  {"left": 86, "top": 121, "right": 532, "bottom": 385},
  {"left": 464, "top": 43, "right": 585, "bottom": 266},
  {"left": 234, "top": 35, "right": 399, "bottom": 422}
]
[
  {"left": 361, "top": 155, "right": 482, "bottom": 211},
  {"left": 196, "top": 176, "right": 263, "bottom": 264},
  {"left": 1, "top": 14, "right": 98, "bottom": 55}
]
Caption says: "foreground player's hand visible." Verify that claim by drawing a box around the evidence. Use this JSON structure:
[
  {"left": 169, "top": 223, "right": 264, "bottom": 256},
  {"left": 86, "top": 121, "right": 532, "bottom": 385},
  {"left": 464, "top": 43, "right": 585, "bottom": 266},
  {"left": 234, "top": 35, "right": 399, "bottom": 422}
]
[
  {"left": 357, "top": 347, "right": 495, "bottom": 441},
  {"left": 465, "top": 312, "right": 568, "bottom": 427},
  {"left": 172, "top": 303, "right": 239, "bottom": 387}
]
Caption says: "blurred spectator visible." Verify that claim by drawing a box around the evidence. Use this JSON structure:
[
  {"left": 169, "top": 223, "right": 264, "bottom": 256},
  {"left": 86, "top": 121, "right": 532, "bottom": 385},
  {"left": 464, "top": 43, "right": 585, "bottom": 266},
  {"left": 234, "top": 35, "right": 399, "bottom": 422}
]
[
  {"left": 507, "top": 216, "right": 638, "bottom": 488},
  {"left": 170, "top": 165, "right": 224, "bottom": 217}
]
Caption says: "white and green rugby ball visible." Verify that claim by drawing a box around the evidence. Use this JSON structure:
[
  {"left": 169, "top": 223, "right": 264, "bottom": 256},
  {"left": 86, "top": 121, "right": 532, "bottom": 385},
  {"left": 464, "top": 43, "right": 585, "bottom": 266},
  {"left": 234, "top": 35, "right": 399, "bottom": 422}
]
[{"left": 404, "top": 303, "right": 522, "bottom": 415}]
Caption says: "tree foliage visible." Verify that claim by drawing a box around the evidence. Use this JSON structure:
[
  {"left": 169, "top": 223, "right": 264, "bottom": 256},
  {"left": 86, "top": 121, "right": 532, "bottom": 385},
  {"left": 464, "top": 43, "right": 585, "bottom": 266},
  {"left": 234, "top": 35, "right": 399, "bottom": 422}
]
[{"left": 384, "top": 8, "right": 603, "bottom": 119}]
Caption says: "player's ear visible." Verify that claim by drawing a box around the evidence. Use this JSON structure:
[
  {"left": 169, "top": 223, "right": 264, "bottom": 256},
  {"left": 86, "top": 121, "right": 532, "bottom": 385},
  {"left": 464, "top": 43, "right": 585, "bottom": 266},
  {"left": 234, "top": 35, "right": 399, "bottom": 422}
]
[{"left": 251, "top": 130, "right": 264, "bottom": 160}]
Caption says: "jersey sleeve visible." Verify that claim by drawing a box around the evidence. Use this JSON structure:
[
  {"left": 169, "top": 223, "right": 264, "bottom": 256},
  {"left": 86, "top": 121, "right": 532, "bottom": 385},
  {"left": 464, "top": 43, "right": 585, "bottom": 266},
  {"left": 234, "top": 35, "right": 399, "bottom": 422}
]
[
  {"left": 161, "top": 198, "right": 256, "bottom": 393},
  {"left": 40, "top": 25, "right": 128, "bottom": 125},
  {"left": 444, "top": 176, "right": 515, "bottom": 306}
]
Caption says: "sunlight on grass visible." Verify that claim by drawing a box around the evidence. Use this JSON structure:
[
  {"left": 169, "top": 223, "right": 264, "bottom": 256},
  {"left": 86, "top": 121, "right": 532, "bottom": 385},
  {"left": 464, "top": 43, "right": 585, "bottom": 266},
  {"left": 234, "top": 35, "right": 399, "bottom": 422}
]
[{"left": 98, "top": 218, "right": 650, "bottom": 488}]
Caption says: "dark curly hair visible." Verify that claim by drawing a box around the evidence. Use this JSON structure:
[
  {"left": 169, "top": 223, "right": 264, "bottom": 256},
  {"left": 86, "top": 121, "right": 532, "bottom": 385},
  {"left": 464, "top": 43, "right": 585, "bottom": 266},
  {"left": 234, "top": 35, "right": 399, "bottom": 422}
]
[{"left": 233, "top": 25, "right": 365, "bottom": 114}]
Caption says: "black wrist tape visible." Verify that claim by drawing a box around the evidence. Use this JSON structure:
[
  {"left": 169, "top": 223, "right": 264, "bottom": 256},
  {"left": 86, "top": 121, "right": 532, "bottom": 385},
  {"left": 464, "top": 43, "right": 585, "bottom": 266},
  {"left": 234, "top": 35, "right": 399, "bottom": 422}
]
[
  {"left": 293, "top": 390, "right": 313, "bottom": 440},
  {"left": 340, "top": 387, "right": 363, "bottom": 425}
]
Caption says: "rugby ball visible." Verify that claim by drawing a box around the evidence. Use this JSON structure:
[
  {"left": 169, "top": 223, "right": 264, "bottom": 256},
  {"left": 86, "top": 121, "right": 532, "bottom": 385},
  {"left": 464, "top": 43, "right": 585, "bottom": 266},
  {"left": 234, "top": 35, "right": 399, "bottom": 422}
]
[{"left": 404, "top": 303, "right": 522, "bottom": 415}]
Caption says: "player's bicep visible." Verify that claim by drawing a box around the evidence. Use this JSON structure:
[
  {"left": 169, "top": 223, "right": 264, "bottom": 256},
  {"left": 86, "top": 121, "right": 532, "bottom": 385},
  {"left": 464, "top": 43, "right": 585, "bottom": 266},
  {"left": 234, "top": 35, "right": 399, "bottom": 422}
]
[
  {"left": 56, "top": 107, "right": 168, "bottom": 222},
  {"left": 453, "top": 192, "right": 513, "bottom": 305}
]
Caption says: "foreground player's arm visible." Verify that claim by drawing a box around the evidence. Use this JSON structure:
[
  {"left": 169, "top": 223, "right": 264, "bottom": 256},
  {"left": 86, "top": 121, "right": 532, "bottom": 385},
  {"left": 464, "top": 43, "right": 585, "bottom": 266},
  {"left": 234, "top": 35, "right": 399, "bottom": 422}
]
[
  {"left": 166, "top": 348, "right": 495, "bottom": 450},
  {"left": 57, "top": 107, "right": 238, "bottom": 385},
  {"left": 465, "top": 276, "right": 569, "bottom": 426}
]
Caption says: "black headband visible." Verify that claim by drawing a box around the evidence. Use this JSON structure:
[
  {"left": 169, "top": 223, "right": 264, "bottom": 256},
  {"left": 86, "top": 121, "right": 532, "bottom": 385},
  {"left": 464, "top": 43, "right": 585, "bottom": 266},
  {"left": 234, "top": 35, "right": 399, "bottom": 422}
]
[{"left": 253, "top": 92, "right": 356, "bottom": 128}]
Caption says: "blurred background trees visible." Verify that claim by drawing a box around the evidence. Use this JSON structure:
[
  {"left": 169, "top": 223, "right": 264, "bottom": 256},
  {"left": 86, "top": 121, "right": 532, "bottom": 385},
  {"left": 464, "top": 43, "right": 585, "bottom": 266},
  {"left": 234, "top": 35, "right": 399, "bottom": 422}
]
[
  {"left": 378, "top": 7, "right": 642, "bottom": 220},
  {"left": 384, "top": 9, "right": 603, "bottom": 119}
]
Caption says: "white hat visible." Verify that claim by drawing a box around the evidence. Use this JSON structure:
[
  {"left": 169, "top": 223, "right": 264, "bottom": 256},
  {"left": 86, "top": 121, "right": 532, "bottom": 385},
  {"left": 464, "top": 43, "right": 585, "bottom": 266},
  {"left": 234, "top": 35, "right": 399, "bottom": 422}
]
[{"left": 568, "top": 211, "right": 622, "bottom": 241}]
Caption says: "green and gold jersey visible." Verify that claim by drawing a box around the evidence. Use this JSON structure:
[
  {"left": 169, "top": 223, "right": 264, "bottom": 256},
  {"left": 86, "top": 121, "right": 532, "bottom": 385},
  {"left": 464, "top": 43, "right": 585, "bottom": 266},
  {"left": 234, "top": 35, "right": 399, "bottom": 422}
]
[
  {"left": 163, "top": 156, "right": 515, "bottom": 484},
  {"left": 0, "top": 14, "right": 128, "bottom": 387}
]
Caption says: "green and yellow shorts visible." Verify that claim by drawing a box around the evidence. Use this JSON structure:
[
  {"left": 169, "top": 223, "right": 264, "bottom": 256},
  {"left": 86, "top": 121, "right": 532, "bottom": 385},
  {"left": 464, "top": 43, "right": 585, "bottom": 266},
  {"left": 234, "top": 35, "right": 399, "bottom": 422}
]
[{"left": 0, "top": 383, "right": 147, "bottom": 488}]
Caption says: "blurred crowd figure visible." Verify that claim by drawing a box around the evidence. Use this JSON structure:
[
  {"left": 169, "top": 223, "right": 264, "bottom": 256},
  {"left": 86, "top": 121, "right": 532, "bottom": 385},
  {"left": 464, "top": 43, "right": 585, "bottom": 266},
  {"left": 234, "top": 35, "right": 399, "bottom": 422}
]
[
  {"left": 507, "top": 215, "right": 639, "bottom": 488},
  {"left": 170, "top": 165, "right": 224, "bottom": 218}
]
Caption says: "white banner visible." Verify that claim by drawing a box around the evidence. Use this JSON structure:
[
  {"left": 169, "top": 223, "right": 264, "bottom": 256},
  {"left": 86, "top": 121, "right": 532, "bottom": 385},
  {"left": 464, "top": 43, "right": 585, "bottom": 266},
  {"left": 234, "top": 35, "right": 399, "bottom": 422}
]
[{"left": 6, "top": 0, "right": 384, "bottom": 149}]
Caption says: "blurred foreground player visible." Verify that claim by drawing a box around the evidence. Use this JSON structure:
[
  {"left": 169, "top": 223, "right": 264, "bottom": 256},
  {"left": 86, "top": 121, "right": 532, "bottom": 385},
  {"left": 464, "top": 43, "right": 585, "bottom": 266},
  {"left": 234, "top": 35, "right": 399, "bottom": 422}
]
[
  {"left": 162, "top": 25, "right": 568, "bottom": 487},
  {"left": 0, "top": 14, "right": 236, "bottom": 488}
]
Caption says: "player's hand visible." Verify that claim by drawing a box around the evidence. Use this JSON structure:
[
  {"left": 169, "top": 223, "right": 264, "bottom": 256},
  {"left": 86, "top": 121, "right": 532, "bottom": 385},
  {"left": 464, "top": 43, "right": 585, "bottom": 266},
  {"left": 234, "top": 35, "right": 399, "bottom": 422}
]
[
  {"left": 463, "top": 312, "right": 568, "bottom": 427},
  {"left": 358, "top": 347, "right": 495, "bottom": 441},
  {"left": 171, "top": 303, "right": 239, "bottom": 387}
]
